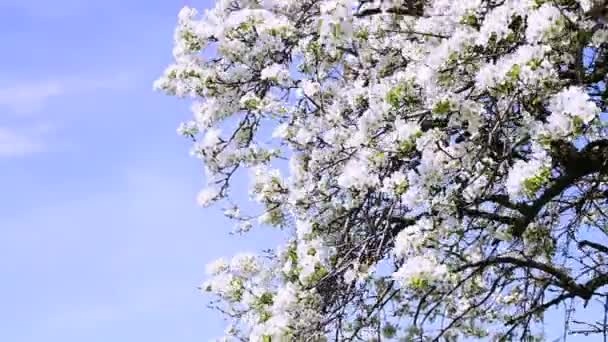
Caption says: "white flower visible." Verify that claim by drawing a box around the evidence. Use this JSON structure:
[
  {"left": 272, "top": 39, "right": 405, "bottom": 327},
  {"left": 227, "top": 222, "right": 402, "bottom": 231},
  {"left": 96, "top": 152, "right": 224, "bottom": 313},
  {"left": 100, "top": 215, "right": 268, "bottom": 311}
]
[
  {"left": 230, "top": 253, "right": 260, "bottom": 276},
  {"left": 296, "top": 219, "right": 313, "bottom": 239},
  {"left": 206, "top": 258, "right": 229, "bottom": 275},
  {"left": 223, "top": 206, "right": 240, "bottom": 218},
  {"left": 343, "top": 268, "right": 356, "bottom": 283},
  {"left": 237, "top": 220, "right": 253, "bottom": 233},
  {"left": 525, "top": 4, "right": 563, "bottom": 43},
  {"left": 201, "top": 128, "right": 222, "bottom": 149},
  {"left": 272, "top": 123, "right": 290, "bottom": 139},
  {"left": 177, "top": 121, "right": 199, "bottom": 137},
  {"left": 300, "top": 79, "right": 320, "bottom": 96},
  {"left": 282, "top": 259, "right": 293, "bottom": 274},
  {"left": 592, "top": 29, "right": 608, "bottom": 47},
  {"left": 542, "top": 112, "right": 573, "bottom": 137},
  {"left": 393, "top": 218, "right": 432, "bottom": 257},
  {"left": 463, "top": 175, "right": 488, "bottom": 202},
  {"left": 197, "top": 187, "right": 221, "bottom": 207},
  {"left": 578, "top": 0, "right": 594, "bottom": 12},
  {"left": 240, "top": 92, "right": 262, "bottom": 110},
  {"left": 294, "top": 127, "right": 314, "bottom": 144},
  {"left": 476, "top": 44, "right": 552, "bottom": 90},
  {"left": 261, "top": 63, "right": 290, "bottom": 84},
  {"left": 393, "top": 256, "right": 447, "bottom": 285},
  {"left": 337, "top": 158, "right": 380, "bottom": 190},
  {"left": 272, "top": 284, "right": 298, "bottom": 312},
  {"left": 477, "top": 0, "right": 532, "bottom": 46},
  {"left": 505, "top": 151, "right": 550, "bottom": 200},
  {"left": 548, "top": 86, "right": 600, "bottom": 125},
  {"left": 177, "top": 6, "right": 197, "bottom": 22},
  {"left": 394, "top": 118, "right": 420, "bottom": 142},
  {"left": 202, "top": 273, "right": 233, "bottom": 294},
  {"left": 381, "top": 171, "right": 408, "bottom": 195}
]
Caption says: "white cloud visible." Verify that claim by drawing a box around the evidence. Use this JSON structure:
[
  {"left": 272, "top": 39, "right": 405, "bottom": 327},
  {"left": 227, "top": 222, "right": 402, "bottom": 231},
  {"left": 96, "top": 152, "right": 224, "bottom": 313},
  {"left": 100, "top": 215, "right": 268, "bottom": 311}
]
[
  {"left": 0, "top": 163, "right": 226, "bottom": 339},
  {"left": 0, "top": 81, "right": 65, "bottom": 114},
  {"left": 0, "top": 72, "right": 134, "bottom": 115},
  {"left": 0, "top": 71, "right": 134, "bottom": 158},
  {"left": 0, "top": 126, "right": 44, "bottom": 157},
  {"left": 0, "top": 0, "right": 89, "bottom": 18}
]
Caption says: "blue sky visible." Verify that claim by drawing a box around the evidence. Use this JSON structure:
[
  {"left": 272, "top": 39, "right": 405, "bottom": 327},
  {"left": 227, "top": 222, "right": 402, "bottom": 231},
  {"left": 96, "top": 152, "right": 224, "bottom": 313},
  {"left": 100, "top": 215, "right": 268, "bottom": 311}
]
[
  {"left": 0, "top": 1, "right": 604, "bottom": 341},
  {"left": 0, "top": 0, "right": 250, "bottom": 340}
]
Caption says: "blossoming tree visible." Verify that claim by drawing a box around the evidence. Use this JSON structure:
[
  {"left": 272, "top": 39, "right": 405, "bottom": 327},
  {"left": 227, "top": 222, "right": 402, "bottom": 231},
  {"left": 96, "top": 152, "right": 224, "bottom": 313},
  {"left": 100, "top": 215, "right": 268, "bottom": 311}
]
[{"left": 156, "top": 0, "right": 608, "bottom": 340}]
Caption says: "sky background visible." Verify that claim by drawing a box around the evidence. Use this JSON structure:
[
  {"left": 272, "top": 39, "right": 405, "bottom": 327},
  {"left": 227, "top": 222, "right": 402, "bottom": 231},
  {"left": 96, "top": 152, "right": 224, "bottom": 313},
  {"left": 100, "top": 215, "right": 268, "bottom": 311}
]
[
  {"left": 0, "top": 0, "right": 255, "bottom": 340},
  {"left": 0, "top": 1, "right": 604, "bottom": 341}
]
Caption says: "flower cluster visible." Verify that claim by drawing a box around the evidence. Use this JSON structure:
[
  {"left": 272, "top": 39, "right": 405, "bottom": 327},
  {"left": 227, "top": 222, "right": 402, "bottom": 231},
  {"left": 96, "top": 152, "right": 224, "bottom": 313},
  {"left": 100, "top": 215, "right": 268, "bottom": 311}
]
[{"left": 157, "top": 0, "right": 608, "bottom": 340}]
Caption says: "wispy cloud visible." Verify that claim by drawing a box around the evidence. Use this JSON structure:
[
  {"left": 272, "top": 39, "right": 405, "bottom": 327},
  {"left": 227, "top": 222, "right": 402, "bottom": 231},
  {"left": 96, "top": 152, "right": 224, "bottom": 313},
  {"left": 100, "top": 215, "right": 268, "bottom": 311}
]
[
  {"left": 0, "top": 81, "right": 65, "bottom": 114},
  {"left": 0, "top": 0, "right": 89, "bottom": 18},
  {"left": 0, "top": 162, "right": 224, "bottom": 339},
  {"left": 0, "top": 72, "right": 134, "bottom": 158},
  {"left": 0, "top": 126, "right": 45, "bottom": 157},
  {"left": 0, "top": 72, "right": 134, "bottom": 115}
]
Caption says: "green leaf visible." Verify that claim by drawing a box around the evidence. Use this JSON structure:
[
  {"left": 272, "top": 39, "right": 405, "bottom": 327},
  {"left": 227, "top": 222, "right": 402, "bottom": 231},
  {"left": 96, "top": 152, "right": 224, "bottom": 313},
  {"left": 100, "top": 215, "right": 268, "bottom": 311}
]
[
  {"left": 382, "top": 324, "right": 397, "bottom": 338},
  {"left": 572, "top": 116, "right": 584, "bottom": 135},
  {"left": 460, "top": 13, "right": 478, "bottom": 26},
  {"left": 433, "top": 99, "right": 452, "bottom": 115},
  {"left": 386, "top": 84, "right": 406, "bottom": 108},
  {"left": 410, "top": 276, "right": 430, "bottom": 289},
  {"left": 523, "top": 167, "right": 551, "bottom": 196},
  {"left": 506, "top": 64, "right": 521, "bottom": 80},
  {"left": 395, "top": 181, "right": 409, "bottom": 196},
  {"left": 259, "top": 292, "right": 274, "bottom": 305}
]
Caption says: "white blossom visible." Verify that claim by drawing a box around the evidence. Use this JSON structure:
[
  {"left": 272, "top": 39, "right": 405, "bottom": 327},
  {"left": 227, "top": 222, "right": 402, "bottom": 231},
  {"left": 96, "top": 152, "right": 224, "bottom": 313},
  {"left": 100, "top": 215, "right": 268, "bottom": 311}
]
[
  {"left": 506, "top": 150, "right": 551, "bottom": 200},
  {"left": 300, "top": 79, "right": 320, "bottom": 96},
  {"left": 392, "top": 256, "right": 447, "bottom": 285},
  {"left": 548, "top": 86, "right": 600, "bottom": 125},
  {"left": 206, "top": 258, "right": 229, "bottom": 276},
  {"left": 157, "top": 0, "right": 608, "bottom": 338},
  {"left": 337, "top": 158, "right": 380, "bottom": 190},
  {"left": 197, "top": 187, "right": 221, "bottom": 207},
  {"left": 525, "top": 4, "right": 563, "bottom": 43},
  {"left": 261, "top": 63, "right": 290, "bottom": 85}
]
